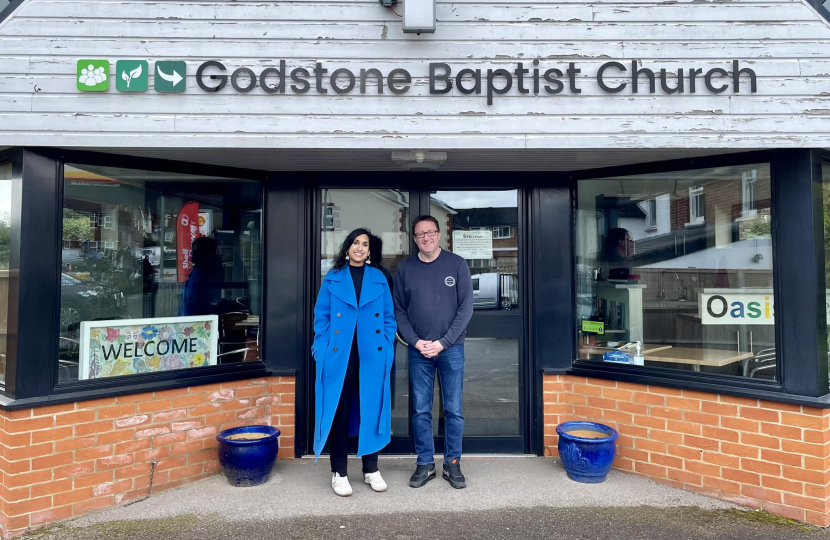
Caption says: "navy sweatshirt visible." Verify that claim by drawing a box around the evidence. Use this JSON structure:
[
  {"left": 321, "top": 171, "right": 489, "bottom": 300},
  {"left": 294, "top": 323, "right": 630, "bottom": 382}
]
[{"left": 393, "top": 249, "right": 473, "bottom": 350}]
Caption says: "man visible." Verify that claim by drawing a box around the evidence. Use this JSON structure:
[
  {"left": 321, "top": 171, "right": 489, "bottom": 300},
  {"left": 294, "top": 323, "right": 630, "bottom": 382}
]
[{"left": 393, "top": 215, "right": 473, "bottom": 489}]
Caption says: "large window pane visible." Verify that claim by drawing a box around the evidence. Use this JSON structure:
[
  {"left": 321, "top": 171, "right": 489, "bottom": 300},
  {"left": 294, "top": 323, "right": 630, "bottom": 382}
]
[
  {"left": 576, "top": 164, "right": 776, "bottom": 379},
  {"left": 0, "top": 163, "right": 11, "bottom": 385},
  {"left": 60, "top": 164, "right": 262, "bottom": 382}
]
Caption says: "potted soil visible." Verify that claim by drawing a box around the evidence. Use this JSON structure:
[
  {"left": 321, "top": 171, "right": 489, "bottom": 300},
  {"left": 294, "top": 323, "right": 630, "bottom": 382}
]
[
  {"left": 556, "top": 421, "right": 618, "bottom": 483},
  {"left": 216, "top": 425, "right": 281, "bottom": 487}
]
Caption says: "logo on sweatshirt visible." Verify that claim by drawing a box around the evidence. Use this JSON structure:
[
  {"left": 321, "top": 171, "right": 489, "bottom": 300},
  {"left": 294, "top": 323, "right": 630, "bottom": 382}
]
[{"left": 445, "top": 276, "right": 456, "bottom": 287}]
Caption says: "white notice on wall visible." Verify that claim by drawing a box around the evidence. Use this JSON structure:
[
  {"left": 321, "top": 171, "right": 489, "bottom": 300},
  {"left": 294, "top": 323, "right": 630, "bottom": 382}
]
[{"left": 453, "top": 230, "right": 493, "bottom": 259}]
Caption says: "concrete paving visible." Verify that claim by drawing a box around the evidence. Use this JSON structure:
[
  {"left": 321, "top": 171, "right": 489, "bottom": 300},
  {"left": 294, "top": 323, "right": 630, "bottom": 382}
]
[
  {"left": 70, "top": 457, "right": 734, "bottom": 525},
  {"left": 24, "top": 457, "right": 830, "bottom": 540}
]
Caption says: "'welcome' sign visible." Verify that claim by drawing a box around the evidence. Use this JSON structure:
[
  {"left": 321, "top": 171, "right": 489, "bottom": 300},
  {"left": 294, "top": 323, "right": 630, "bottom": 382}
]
[{"left": 79, "top": 315, "right": 218, "bottom": 380}]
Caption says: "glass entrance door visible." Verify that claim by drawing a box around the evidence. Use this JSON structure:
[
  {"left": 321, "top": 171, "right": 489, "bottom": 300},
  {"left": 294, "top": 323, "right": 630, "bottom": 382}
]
[
  {"left": 312, "top": 186, "right": 525, "bottom": 455},
  {"left": 429, "top": 190, "right": 523, "bottom": 451}
]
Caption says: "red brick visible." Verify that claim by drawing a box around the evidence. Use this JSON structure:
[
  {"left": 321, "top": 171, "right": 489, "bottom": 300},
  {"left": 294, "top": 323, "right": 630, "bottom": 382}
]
[
  {"left": 648, "top": 386, "right": 683, "bottom": 397},
  {"left": 31, "top": 478, "right": 72, "bottom": 497},
  {"left": 205, "top": 412, "right": 235, "bottom": 426},
  {"left": 803, "top": 456, "right": 830, "bottom": 471},
  {"left": 685, "top": 461, "right": 720, "bottom": 478},
  {"left": 602, "top": 410, "right": 633, "bottom": 425},
  {"left": 77, "top": 397, "right": 116, "bottom": 408},
  {"left": 188, "top": 426, "right": 218, "bottom": 440},
  {"left": 761, "top": 502, "right": 804, "bottom": 522},
  {"left": 32, "top": 452, "right": 74, "bottom": 470},
  {"left": 115, "top": 439, "right": 152, "bottom": 454},
  {"left": 6, "top": 442, "right": 54, "bottom": 461},
  {"left": 54, "top": 488, "right": 93, "bottom": 507},
  {"left": 171, "top": 441, "right": 203, "bottom": 456},
  {"left": 702, "top": 426, "right": 740, "bottom": 443},
  {"left": 722, "top": 468, "right": 760, "bottom": 486},
  {"left": 780, "top": 413, "right": 827, "bottom": 430},
  {"left": 760, "top": 423, "right": 802, "bottom": 441},
  {"left": 136, "top": 399, "right": 173, "bottom": 414},
  {"left": 98, "top": 430, "right": 135, "bottom": 445},
  {"left": 702, "top": 452, "right": 740, "bottom": 468},
  {"left": 684, "top": 412, "right": 720, "bottom": 426},
  {"left": 169, "top": 464, "right": 204, "bottom": 481},
  {"left": 74, "top": 497, "right": 114, "bottom": 515},
  {"left": 781, "top": 440, "right": 829, "bottom": 458},
  {"left": 651, "top": 454, "right": 683, "bottom": 470},
  {"left": 782, "top": 466, "right": 830, "bottom": 484},
  {"left": 721, "top": 417, "right": 760, "bottom": 433},
  {"left": 30, "top": 506, "right": 73, "bottom": 527},
  {"left": 154, "top": 409, "right": 188, "bottom": 423},
  {"left": 742, "top": 458, "right": 781, "bottom": 477},
  {"left": 7, "top": 496, "right": 54, "bottom": 516},
  {"left": 702, "top": 476, "right": 741, "bottom": 495},
  {"left": 172, "top": 420, "right": 204, "bottom": 432},
  {"left": 74, "top": 471, "right": 115, "bottom": 488},
  {"left": 98, "top": 404, "right": 138, "bottom": 419},
  {"left": 617, "top": 447, "right": 649, "bottom": 462},
  {"left": 4, "top": 469, "right": 51, "bottom": 488},
  {"left": 115, "top": 464, "right": 153, "bottom": 480},
  {"left": 633, "top": 392, "right": 665, "bottom": 406},
  {"left": 761, "top": 449, "right": 803, "bottom": 467},
  {"left": 742, "top": 484, "right": 783, "bottom": 503},
  {"left": 56, "top": 436, "right": 97, "bottom": 452},
  {"left": 635, "top": 461, "right": 668, "bottom": 479},
  {"left": 759, "top": 400, "right": 802, "bottom": 413},
  {"left": 667, "top": 468, "right": 702, "bottom": 486},
  {"left": 55, "top": 411, "right": 96, "bottom": 426},
  {"left": 135, "top": 447, "right": 171, "bottom": 462},
  {"left": 804, "top": 430, "right": 830, "bottom": 444},
  {"left": 719, "top": 396, "right": 759, "bottom": 407},
  {"left": 31, "top": 426, "right": 74, "bottom": 444},
  {"left": 702, "top": 402, "right": 738, "bottom": 416},
  {"left": 684, "top": 435, "right": 719, "bottom": 451},
  {"left": 762, "top": 476, "right": 804, "bottom": 495},
  {"left": 76, "top": 444, "right": 114, "bottom": 462},
  {"left": 173, "top": 394, "right": 205, "bottom": 408},
  {"left": 805, "top": 511, "right": 830, "bottom": 527},
  {"left": 741, "top": 433, "right": 780, "bottom": 450},
  {"left": 154, "top": 431, "right": 187, "bottom": 446},
  {"left": 651, "top": 407, "right": 684, "bottom": 421},
  {"left": 782, "top": 493, "right": 829, "bottom": 513},
  {"left": 740, "top": 408, "right": 780, "bottom": 423},
  {"left": 115, "top": 415, "right": 149, "bottom": 429},
  {"left": 136, "top": 426, "right": 171, "bottom": 439},
  {"left": 668, "top": 445, "right": 703, "bottom": 461},
  {"left": 92, "top": 478, "right": 134, "bottom": 497},
  {"left": 75, "top": 420, "right": 114, "bottom": 436},
  {"left": 155, "top": 456, "right": 188, "bottom": 471},
  {"left": 666, "top": 397, "right": 701, "bottom": 411},
  {"left": 98, "top": 455, "right": 134, "bottom": 469},
  {"left": 667, "top": 421, "right": 701, "bottom": 436}
]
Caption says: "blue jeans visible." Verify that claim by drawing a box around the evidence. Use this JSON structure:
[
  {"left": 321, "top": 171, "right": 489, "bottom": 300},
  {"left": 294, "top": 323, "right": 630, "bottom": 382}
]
[{"left": 409, "top": 344, "right": 465, "bottom": 465}]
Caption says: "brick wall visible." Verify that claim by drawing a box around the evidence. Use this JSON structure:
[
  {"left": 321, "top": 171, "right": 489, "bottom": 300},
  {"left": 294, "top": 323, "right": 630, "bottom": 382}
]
[
  {"left": 544, "top": 375, "right": 830, "bottom": 526},
  {"left": 0, "top": 376, "right": 295, "bottom": 539}
]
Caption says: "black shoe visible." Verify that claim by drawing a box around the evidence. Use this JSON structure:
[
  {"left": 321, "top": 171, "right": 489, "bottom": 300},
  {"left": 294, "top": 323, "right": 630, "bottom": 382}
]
[
  {"left": 409, "top": 463, "right": 436, "bottom": 488},
  {"left": 442, "top": 459, "right": 466, "bottom": 489}
]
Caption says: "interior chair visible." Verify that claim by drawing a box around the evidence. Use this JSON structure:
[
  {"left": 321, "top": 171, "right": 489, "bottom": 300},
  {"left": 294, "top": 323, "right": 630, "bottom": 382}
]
[
  {"left": 218, "top": 311, "right": 259, "bottom": 363},
  {"left": 747, "top": 348, "right": 776, "bottom": 379}
]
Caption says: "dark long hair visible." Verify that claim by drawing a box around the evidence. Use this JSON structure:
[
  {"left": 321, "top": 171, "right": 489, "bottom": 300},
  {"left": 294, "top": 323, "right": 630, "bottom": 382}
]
[{"left": 332, "top": 228, "right": 373, "bottom": 271}]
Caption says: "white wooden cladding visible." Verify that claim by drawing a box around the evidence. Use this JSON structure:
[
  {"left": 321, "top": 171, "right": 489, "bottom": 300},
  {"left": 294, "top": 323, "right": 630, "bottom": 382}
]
[{"left": 1, "top": 0, "right": 830, "bottom": 149}]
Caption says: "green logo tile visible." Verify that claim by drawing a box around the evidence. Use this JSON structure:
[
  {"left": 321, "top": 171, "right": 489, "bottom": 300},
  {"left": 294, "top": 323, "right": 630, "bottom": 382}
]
[
  {"left": 116, "top": 60, "right": 148, "bottom": 92},
  {"left": 154, "top": 61, "right": 187, "bottom": 92},
  {"left": 77, "top": 60, "right": 109, "bottom": 91}
]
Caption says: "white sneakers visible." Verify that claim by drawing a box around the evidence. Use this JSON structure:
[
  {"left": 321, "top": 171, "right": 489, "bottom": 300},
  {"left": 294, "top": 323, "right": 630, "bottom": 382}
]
[
  {"left": 331, "top": 471, "right": 387, "bottom": 496},
  {"left": 332, "top": 472, "right": 353, "bottom": 497},
  {"left": 363, "top": 471, "right": 388, "bottom": 492}
]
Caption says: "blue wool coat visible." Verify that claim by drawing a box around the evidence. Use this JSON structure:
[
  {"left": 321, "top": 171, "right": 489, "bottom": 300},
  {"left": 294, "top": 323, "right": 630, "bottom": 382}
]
[{"left": 312, "top": 264, "right": 397, "bottom": 459}]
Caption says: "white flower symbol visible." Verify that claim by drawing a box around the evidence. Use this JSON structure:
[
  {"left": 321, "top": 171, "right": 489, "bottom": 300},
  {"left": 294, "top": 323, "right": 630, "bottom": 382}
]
[{"left": 79, "top": 64, "right": 107, "bottom": 87}]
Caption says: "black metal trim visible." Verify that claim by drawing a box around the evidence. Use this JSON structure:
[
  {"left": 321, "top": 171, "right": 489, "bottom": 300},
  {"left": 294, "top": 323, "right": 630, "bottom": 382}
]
[{"left": 0, "top": 0, "right": 24, "bottom": 26}]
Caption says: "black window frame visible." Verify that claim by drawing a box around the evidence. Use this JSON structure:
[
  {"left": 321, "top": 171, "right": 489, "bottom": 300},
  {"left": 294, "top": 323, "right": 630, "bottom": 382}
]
[
  {"left": 2, "top": 148, "right": 298, "bottom": 410},
  {"left": 560, "top": 149, "right": 830, "bottom": 408}
]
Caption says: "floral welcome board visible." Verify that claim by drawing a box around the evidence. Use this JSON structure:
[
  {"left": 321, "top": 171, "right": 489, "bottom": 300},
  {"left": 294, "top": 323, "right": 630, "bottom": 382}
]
[{"left": 79, "top": 315, "right": 219, "bottom": 380}]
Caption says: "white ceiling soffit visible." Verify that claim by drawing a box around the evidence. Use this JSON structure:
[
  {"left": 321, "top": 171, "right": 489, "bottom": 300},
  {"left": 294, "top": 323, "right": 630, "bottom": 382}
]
[{"left": 67, "top": 148, "right": 748, "bottom": 173}]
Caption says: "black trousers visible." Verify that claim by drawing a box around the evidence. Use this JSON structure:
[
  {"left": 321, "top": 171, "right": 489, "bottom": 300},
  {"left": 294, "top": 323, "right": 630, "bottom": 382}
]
[{"left": 328, "top": 357, "right": 379, "bottom": 477}]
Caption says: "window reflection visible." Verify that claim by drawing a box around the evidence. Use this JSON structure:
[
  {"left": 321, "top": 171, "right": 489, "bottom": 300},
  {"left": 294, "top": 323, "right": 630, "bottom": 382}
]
[
  {"left": 576, "top": 164, "right": 776, "bottom": 379},
  {"left": 59, "top": 164, "right": 262, "bottom": 382}
]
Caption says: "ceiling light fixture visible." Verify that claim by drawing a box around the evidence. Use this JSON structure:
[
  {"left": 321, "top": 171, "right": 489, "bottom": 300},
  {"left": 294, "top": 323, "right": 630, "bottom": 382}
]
[{"left": 391, "top": 150, "right": 447, "bottom": 171}]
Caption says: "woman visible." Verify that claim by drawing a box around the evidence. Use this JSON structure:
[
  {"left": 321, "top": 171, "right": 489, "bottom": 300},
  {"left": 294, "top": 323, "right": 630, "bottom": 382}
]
[{"left": 312, "top": 228, "right": 397, "bottom": 496}]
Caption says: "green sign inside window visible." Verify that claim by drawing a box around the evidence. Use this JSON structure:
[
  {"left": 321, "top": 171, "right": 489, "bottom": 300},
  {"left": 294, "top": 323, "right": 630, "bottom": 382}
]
[{"left": 581, "top": 320, "right": 605, "bottom": 335}]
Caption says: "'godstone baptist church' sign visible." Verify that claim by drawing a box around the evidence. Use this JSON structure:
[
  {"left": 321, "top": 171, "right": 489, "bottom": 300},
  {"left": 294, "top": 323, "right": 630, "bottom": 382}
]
[{"left": 196, "top": 60, "right": 758, "bottom": 105}]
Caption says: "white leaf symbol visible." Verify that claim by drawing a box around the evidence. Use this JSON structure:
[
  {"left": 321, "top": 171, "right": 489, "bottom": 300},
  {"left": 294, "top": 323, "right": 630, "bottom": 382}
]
[{"left": 124, "top": 65, "right": 142, "bottom": 88}]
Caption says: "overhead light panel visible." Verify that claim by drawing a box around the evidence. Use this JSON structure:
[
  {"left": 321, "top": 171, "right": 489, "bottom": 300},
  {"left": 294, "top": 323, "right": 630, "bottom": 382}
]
[{"left": 391, "top": 150, "right": 447, "bottom": 171}]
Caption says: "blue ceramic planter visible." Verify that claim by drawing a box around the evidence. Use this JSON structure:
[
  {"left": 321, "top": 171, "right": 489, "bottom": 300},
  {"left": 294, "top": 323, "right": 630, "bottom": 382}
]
[
  {"left": 556, "top": 421, "right": 618, "bottom": 483},
  {"left": 216, "top": 425, "right": 280, "bottom": 487}
]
